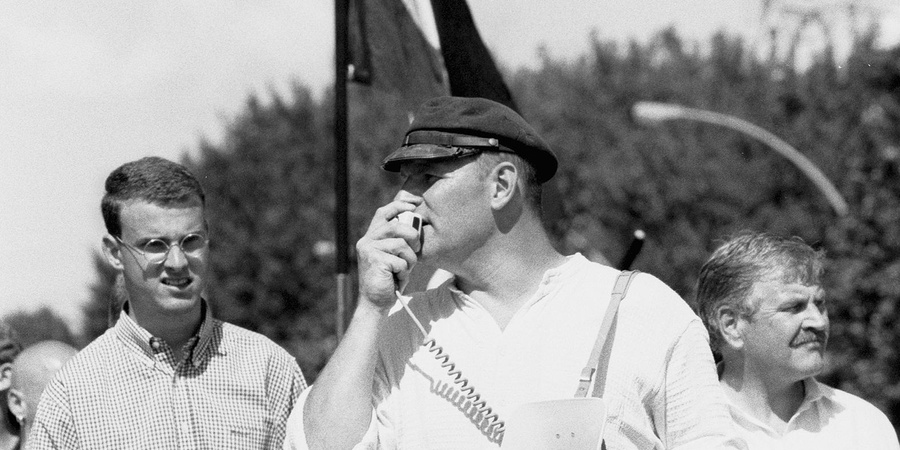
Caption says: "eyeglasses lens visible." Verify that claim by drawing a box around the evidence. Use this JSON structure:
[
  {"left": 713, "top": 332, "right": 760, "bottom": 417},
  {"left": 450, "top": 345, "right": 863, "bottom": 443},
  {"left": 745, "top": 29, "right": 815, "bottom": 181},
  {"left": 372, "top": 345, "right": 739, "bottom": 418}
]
[{"left": 141, "top": 234, "right": 207, "bottom": 263}]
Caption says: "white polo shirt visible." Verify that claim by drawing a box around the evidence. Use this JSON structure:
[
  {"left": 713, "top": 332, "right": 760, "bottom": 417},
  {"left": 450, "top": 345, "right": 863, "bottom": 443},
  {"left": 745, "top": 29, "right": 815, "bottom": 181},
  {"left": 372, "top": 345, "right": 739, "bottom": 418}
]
[{"left": 727, "top": 378, "right": 899, "bottom": 449}]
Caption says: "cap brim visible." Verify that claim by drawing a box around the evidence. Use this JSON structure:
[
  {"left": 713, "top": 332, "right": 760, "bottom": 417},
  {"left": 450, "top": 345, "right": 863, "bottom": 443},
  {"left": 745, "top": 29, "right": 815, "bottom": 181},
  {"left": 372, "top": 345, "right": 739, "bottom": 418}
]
[{"left": 381, "top": 144, "right": 479, "bottom": 172}]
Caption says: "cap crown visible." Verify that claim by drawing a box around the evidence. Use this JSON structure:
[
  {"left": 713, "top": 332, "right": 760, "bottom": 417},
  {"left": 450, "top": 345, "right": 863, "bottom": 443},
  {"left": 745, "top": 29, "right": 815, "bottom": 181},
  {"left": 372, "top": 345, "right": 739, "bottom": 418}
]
[{"left": 382, "top": 96, "right": 558, "bottom": 183}]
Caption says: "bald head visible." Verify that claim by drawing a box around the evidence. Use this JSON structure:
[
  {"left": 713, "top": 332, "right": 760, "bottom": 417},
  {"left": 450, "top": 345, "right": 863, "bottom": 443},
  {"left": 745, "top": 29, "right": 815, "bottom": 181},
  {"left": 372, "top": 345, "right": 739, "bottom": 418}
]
[{"left": 8, "top": 341, "right": 77, "bottom": 429}]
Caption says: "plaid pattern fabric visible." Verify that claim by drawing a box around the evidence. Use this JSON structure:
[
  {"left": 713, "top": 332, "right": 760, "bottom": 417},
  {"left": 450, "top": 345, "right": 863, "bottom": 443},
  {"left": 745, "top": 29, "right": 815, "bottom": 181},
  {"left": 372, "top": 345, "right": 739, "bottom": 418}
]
[{"left": 27, "top": 302, "right": 306, "bottom": 450}]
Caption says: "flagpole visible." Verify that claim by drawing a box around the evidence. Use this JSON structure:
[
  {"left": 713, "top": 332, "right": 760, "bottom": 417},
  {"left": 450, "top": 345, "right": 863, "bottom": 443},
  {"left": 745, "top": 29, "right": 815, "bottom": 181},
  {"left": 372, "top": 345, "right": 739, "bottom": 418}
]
[{"left": 334, "top": 0, "right": 350, "bottom": 341}]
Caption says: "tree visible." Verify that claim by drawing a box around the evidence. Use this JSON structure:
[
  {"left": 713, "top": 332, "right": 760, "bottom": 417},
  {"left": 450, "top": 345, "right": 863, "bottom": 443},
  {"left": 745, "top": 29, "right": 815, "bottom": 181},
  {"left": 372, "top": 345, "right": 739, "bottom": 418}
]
[
  {"left": 80, "top": 26, "right": 900, "bottom": 431},
  {"left": 82, "top": 252, "right": 125, "bottom": 342},
  {"left": 183, "top": 85, "right": 410, "bottom": 379},
  {"left": 2, "top": 307, "right": 79, "bottom": 349},
  {"left": 510, "top": 28, "right": 900, "bottom": 431}
]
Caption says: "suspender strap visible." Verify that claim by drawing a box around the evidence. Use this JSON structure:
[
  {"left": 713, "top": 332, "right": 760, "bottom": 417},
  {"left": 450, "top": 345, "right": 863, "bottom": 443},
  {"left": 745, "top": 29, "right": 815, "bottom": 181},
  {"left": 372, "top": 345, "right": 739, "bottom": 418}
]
[{"left": 574, "top": 270, "right": 639, "bottom": 398}]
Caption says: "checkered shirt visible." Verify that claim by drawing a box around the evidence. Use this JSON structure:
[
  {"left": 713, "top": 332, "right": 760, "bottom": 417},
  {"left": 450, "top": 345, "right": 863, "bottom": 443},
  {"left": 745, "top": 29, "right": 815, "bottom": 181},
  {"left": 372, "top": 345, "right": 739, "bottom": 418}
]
[{"left": 27, "top": 302, "right": 307, "bottom": 450}]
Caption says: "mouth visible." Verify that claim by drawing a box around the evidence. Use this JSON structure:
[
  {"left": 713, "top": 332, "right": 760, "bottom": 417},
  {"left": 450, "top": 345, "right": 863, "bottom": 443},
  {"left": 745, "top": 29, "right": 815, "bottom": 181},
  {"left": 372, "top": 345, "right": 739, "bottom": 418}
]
[
  {"left": 162, "top": 277, "right": 192, "bottom": 289},
  {"left": 792, "top": 334, "right": 826, "bottom": 348}
]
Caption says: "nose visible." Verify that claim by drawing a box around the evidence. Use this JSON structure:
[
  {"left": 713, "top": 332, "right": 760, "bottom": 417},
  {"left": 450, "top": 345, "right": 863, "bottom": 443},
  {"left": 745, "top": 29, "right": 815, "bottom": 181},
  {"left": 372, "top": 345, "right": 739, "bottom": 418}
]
[
  {"left": 803, "top": 303, "right": 829, "bottom": 331},
  {"left": 163, "top": 244, "right": 189, "bottom": 269},
  {"left": 394, "top": 186, "right": 424, "bottom": 204}
]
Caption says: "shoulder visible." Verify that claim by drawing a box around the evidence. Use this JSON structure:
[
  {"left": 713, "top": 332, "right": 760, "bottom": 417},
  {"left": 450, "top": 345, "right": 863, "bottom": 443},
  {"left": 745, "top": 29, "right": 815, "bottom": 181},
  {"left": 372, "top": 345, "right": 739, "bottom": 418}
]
[
  {"left": 620, "top": 270, "right": 698, "bottom": 323},
  {"left": 814, "top": 380, "right": 899, "bottom": 442},
  {"left": 820, "top": 381, "right": 894, "bottom": 420},
  {"left": 214, "top": 320, "right": 306, "bottom": 387},
  {"left": 822, "top": 382, "right": 900, "bottom": 447},
  {"left": 562, "top": 255, "right": 683, "bottom": 304},
  {"left": 36, "top": 330, "right": 120, "bottom": 417},
  {"left": 49, "top": 329, "right": 117, "bottom": 386},
  {"left": 216, "top": 320, "right": 296, "bottom": 360},
  {"left": 575, "top": 260, "right": 705, "bottom": 347}
]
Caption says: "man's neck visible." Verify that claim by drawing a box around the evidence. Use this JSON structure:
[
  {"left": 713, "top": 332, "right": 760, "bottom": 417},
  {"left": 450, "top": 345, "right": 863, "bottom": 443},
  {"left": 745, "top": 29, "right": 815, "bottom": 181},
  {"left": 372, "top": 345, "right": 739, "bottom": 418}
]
[
  {"left": 720, "top": 363, "right": 807, "bottom": 433},
  {"left": 453, "top": 230, "right": 566, "bottom": 330},
  {"left": 128, "top": 303, "right": 203, "bottom": 362}
]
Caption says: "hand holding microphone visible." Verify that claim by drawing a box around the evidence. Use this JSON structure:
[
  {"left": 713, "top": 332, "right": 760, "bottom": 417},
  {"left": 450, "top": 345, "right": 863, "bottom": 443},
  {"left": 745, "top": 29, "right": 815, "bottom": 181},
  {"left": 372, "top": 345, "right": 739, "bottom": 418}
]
[{"left": 394, "top": 211, "right": 423, "bottom": 292}]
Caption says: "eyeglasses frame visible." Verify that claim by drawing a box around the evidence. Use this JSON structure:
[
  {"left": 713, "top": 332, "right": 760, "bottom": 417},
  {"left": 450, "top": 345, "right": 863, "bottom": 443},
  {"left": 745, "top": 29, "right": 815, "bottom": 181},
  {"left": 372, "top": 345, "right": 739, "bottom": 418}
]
[{"left": 113, "top": 233, "right": 209, "bottom": 265}]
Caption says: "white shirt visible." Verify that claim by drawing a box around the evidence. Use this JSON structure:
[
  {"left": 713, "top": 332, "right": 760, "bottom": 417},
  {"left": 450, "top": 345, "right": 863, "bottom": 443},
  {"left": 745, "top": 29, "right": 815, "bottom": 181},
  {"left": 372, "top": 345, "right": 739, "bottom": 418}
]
[
  {"left": 287, "top": 254, "right": 742, "bottom": 449},
  {"left": 727, "top": 378, "right": 899, "bottom": 449}
]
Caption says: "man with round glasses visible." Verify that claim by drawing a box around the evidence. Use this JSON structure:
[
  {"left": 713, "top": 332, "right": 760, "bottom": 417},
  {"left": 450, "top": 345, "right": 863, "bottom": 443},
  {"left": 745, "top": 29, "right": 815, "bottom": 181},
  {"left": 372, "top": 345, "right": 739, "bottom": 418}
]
[{"left": 28, "top": 156, "right": 307, "bottom": 449}]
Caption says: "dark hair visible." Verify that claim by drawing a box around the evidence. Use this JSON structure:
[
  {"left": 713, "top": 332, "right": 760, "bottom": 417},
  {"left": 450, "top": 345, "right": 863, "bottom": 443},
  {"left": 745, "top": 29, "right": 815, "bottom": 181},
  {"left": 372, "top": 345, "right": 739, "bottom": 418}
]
[
  {"left": 694, "top": 231, "right": 825, "bottom": 354},
  {"left": 101, "top": 157, "right": 205, "bottom": 237},
  {"left": 476, "top": 151, "right": 543, "bottom": 212}
]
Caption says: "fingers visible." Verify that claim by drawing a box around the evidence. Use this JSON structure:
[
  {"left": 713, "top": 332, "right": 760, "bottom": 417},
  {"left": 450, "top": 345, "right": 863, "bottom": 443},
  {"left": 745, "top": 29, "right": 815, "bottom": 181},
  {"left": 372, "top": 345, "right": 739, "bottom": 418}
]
[
  {"left": 367, "top": 198, "right": 422, "bottom": 233},
  {"left": 356, "top": 234, "right": 419, "bottom": 308},
  {"left": 359, "top": 237, "right": 417, "bottom": 272}
]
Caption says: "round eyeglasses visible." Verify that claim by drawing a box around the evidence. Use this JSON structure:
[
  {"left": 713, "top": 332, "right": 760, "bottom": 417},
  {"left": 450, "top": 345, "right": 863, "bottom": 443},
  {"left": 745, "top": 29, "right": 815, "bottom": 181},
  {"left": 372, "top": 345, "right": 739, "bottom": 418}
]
[{"left": 114, "top": 233, "right": 209, "bottom": 264}]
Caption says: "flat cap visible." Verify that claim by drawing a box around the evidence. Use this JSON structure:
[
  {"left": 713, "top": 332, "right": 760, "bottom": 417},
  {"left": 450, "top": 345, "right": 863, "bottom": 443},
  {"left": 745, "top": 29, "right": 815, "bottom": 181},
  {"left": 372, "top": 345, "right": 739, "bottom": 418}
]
[{"left": 382, "top": 96, "right": 558, "bottom": 183}]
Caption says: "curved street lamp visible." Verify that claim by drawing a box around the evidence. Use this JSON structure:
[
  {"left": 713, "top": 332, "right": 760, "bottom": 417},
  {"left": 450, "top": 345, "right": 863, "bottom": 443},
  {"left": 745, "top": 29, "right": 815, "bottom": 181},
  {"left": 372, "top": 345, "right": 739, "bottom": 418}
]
[{"left": 632, "top": 101, "right": 849, "bottom": 216}]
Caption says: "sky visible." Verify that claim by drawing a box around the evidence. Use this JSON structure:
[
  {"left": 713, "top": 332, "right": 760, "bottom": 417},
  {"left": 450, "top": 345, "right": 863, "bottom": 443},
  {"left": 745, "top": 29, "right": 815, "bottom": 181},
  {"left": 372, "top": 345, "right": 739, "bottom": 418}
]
[{"left": 2, "top": 0, "right": 898, "bottom": 331}]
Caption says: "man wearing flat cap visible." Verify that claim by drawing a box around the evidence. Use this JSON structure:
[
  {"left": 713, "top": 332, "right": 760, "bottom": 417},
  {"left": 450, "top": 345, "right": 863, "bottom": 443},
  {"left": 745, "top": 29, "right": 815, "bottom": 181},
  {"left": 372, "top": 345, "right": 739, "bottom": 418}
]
[{"left": 287, "top": 96, "right": 742, "bottom": 449}]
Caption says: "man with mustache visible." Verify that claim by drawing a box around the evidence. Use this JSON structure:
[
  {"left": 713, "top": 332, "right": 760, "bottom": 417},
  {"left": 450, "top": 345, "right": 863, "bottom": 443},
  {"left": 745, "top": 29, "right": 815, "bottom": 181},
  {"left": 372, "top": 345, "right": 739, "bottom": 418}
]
[{"left": 695, "top": 231, "right": 899, "bottom": 449}]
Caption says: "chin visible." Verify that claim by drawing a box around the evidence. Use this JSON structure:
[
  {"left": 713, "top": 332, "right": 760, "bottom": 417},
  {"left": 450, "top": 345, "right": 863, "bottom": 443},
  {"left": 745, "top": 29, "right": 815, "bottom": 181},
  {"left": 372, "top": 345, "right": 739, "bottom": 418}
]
[
  {"left": 793, "top": 359, "right": 825, "bottom": 379},
  {"left": 156, "top": 293, "right": 201, "bottom": 312}
]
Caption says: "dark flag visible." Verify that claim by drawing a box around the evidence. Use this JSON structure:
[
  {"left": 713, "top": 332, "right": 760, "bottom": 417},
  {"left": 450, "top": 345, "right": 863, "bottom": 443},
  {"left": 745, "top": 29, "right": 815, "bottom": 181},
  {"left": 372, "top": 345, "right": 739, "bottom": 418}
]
[
  {"left": 429, "top": 0, "right": 518, "bottom": 111},
  {"left": 335, "top": 0, "right": 539, "bottom": 315},
  {"left": 348, "top": 0, "right": 447, "bottom": 109},
  {"left": 348, "top": 0, "right": 516, "bottom": 111}
]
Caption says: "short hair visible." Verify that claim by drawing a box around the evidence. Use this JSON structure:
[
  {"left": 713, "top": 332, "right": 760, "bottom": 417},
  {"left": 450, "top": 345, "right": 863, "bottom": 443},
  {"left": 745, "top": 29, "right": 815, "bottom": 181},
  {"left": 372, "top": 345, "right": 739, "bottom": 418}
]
[
  {"left": 0, "top": 320, "right": 22, "bottom": 366},
  {"left": 475, "top": 151, "right": 543, "bottom": 211},
  {"left": 694, "top": 231, "right": 825, "bottom": 354},
  {"left": 101, "top": 157, "right": 205, "bottom": 237}
]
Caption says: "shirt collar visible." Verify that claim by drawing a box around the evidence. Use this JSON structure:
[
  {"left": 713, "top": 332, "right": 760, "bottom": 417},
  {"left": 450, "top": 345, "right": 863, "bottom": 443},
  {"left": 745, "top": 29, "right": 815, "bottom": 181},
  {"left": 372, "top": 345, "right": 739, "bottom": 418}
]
[
  {"left": 115, "top": 300, "right": 218, "bottom": 365},
  {"left": 796, "top": 377, "right": 827, "bottom": 415},
  {"left": 723, "top": 376, "right": 827, "bottom": 435}
]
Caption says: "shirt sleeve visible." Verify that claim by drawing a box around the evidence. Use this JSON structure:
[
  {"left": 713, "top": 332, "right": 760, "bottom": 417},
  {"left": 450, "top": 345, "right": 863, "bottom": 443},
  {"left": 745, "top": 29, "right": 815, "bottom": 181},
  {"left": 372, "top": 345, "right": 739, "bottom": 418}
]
[
  {"left": 268, "top": 347, "right": 309, "bottom": 449},
  {"left": 661, "top": 320, "right": 747, "bottom": 450},
  {"left": 26, "top": 379, "right": 79, "bottom": 450}
]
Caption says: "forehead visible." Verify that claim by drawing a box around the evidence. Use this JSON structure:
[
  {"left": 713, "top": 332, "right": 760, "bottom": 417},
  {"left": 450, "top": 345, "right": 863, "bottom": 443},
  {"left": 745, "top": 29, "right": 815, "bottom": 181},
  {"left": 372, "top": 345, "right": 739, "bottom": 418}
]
[
  {"left": 118, "top": 199, "right": 206, "bottom": 238},
  {"left": 748, "top": 274, "right": 824, "bottom": 306}
]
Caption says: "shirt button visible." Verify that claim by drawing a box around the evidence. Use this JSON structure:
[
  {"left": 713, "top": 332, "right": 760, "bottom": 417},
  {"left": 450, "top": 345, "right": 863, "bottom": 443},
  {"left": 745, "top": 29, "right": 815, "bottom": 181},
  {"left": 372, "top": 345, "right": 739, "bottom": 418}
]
[
  {"left": 150, "top": 338, "right": 162, "bottom": 351},
  {"left": 180, "top": 422, "right": 191, "bottom": 434}
]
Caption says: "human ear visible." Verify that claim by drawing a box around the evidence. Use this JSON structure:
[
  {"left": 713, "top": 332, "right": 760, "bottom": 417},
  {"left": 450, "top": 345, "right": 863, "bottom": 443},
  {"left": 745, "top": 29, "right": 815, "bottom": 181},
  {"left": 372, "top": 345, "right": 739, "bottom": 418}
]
[
  {"left": 102, "top": 235, "right": 125, "bottom": 271},
  {"left": 0, "top": 362, "right": 11, "bottom": 392},
  {"left": 716, "top": 305, "right": 745, "bottom": 350},
  {"left": 7, "top": 387, "right": 26, "bottom": 424},
  {"left": 489, "top": 162, "right": 518, "bottom": 210}
]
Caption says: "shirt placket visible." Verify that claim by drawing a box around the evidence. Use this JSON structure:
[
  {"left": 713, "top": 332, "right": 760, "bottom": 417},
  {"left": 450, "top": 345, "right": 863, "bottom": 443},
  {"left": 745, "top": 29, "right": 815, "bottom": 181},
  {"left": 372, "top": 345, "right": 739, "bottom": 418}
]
[
  {"left": 151, "top": 337, "right": 197, "bottom": 450},
  {"left": 174, "top": 374, "right": 197, "bottom": 449},
  {"left": 174, "top": 340, "right": 198, "bottom": 450}
]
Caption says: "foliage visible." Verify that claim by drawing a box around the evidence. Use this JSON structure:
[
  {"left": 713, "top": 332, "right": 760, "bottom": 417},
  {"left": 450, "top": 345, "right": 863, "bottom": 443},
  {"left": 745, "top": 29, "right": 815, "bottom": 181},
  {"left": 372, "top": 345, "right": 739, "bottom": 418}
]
[
  {"left": 80, "top": 26, "right": 900, "bottom": 431},
  {"left": 2, "top": 307, "right": 80, "bottom": 349},
  {"left": 510, "top": 28, "right": 900, "bottom": 430},
  {"left": 180, "top": 85, "right": 409, "bottom": 379},
  {"left": 81, "top": 252, "right": 124, "bottom": 342}
]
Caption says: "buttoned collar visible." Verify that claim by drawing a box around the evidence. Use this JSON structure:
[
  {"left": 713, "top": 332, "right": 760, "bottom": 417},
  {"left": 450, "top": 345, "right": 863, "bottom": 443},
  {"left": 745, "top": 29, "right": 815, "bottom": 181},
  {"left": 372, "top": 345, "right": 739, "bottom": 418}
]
[{"left": 115, "top": 300, "right": 221, "bottom": 367}]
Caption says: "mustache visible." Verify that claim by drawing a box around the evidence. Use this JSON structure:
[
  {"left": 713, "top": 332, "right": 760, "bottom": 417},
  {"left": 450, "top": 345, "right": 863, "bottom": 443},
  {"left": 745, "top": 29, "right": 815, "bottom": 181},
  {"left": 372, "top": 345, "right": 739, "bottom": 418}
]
[{"left": 792, "top": 330, "right": 828, "bottom": 347}]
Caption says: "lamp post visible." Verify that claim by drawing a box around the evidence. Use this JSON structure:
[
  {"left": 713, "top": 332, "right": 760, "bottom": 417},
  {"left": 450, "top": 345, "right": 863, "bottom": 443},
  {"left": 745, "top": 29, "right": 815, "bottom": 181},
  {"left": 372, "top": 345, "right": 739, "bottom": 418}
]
[{"left": 632, "top": 101, "right": 849, "bottom": 216}]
